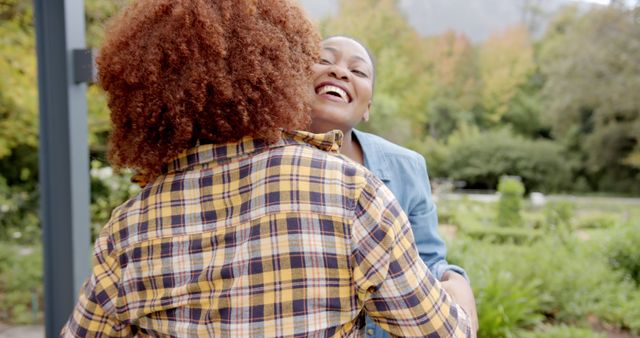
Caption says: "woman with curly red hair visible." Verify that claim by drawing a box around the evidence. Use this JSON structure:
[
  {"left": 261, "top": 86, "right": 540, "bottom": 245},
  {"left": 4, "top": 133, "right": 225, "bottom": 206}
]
[
  {"left": 99, "top": 0, "right": 318, "bottom": 182},
  {"left": 61, "top": 1, "right": 472, "bottom": 337}
]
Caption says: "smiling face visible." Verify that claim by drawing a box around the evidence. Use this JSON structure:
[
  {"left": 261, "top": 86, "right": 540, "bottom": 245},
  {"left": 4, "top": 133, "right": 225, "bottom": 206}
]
[{"left": 309, "top": 37, "right": 374, "bottom": 134}]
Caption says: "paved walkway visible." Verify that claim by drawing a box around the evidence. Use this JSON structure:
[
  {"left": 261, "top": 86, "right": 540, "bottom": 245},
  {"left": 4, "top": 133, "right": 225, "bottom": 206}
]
[{"left": 438, "top": 192, "right": 640, "bottom": 206}]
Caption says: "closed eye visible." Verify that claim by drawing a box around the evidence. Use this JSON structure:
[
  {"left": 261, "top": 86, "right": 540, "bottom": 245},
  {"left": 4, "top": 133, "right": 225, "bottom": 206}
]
[
  {"left": 319, "top": 58, "right": 332, "bottom": 65},
  {"left": 352, "top": 69, "right": 368, "bottom": 77}
]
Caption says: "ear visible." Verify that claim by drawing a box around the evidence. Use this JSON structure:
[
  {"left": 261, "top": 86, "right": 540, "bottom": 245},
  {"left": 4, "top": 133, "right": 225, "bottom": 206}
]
[{"left": 362, "top": 101, "right": 371, "bottom": 122}]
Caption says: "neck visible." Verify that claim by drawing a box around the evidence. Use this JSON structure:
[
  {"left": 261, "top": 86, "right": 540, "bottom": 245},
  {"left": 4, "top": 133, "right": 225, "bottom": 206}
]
[{"left": 340, "top": 130, "right": 364, "bottom": 165}]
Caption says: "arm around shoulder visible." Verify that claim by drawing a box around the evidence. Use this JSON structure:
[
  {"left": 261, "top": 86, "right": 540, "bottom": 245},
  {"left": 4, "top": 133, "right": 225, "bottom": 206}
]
[
  {"left": 351, "top": 172, "right": 472, "bottom": 337},
  {"left": 60, "top": 236, "right": 132, "bottom": 337}
]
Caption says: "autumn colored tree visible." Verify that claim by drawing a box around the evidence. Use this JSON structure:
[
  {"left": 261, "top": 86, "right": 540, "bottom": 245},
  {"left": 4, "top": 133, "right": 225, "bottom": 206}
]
[
  {"left": 479, "top": 25, "right": 536, "bottom": 126},
  {"left": 1, "top": 0, "right": 638, "bottom": 224},
  {"left": 421, "top": 31, "right": 481, "bottom": 140}
]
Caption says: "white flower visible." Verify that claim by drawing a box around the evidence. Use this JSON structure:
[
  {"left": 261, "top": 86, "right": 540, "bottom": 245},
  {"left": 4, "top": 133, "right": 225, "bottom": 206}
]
[{"left": 91, "top": 166, "right": 114, "bottom": 180}]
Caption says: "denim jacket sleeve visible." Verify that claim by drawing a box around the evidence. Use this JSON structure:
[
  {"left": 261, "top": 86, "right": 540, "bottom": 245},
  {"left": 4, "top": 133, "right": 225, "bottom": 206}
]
[
  {"left": 409, "top": 152, "right": 468, "bottom": 281},
  {"left": 354, "top": 129, "right": 467, "bottom": 281},
  {"left": 355, "top": 130, "right": 469, "bottom": 338}
]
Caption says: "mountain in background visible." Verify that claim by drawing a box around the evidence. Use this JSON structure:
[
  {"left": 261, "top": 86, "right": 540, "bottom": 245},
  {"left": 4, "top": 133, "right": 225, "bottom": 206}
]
[{"left": 298, "top": 0, "right": 602, "bottom": 42}]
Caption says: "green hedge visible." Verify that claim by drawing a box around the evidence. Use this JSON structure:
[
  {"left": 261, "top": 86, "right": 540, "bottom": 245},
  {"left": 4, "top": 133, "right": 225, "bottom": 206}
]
[
  {"left": 520, "top": 325, "right": 605, "bottom": 338},
  {"left": 607, "top": 222, "right": 640, "bottom": 286},
  {"left": 0, "top": 243, "right": 42, "bottom": 324}
]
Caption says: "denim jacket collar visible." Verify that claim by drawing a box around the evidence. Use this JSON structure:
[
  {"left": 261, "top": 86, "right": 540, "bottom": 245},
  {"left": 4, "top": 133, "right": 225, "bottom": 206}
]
[{"left": 352, "top": 129, "right": 391, "bottom": 182}]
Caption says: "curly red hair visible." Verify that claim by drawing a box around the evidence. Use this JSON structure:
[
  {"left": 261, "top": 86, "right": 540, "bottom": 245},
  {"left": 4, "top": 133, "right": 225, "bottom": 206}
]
[{"left": 97, "top": 0, "right": 320, "bottom": 178}]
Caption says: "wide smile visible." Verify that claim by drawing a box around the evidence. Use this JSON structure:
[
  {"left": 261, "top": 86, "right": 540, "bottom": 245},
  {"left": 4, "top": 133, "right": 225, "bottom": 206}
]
[{"left": 315, "top": 82, "right": 352, "bottom": 103}]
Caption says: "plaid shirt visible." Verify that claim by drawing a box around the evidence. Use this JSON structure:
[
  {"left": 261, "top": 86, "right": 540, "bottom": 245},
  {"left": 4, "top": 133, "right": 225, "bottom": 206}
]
[{"left": 62, "top": 130, "right": 470, "bottom": 337}]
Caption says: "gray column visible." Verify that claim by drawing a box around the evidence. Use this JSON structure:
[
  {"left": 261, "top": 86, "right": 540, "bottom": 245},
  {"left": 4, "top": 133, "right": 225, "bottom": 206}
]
[{"left": 33, "top": 0, "right": 91, "bottom": 336}]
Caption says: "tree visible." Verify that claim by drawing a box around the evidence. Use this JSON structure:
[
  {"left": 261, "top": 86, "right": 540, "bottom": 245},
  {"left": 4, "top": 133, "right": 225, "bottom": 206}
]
[
  {"left": 539, "top": 5, "right": 640, "bottom": 192},
  {"left": 0, "top": 0, "right": 132, "bottom": 243},
  {"left": 501, "top": 68, "right": 550, "bottom": 138},
  {"left": 422, "top": 31, "right": 481, "bottom": 140},
  {"left": 0, "top": 0, "right": 128, "bottom": 180},
  {"left": 0, "top": 0, "right": 38, "bottom": 184},
  {"left": 479, "top": 25, "right": 536, "bottom": 127}
]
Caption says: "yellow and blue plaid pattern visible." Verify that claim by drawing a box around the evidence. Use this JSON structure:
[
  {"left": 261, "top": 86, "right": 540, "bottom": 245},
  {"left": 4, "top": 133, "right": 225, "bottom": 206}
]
[{"left": 61, "top": 130, "right": 470, "bottom": 337}]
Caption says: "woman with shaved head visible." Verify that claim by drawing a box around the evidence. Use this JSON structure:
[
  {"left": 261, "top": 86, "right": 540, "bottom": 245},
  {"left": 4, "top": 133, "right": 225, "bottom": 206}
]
[{"left": 309, "top": 36, "right": 478, "bottom": 338}]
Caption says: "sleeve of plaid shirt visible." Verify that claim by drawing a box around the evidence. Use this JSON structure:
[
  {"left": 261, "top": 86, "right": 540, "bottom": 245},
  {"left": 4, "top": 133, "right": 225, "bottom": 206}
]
[
  {"left": 60, "top": 235, "right": 134, "bottom": 337},
  {"left": 352, "top": 172, "right": 471, "bottom": 338}
]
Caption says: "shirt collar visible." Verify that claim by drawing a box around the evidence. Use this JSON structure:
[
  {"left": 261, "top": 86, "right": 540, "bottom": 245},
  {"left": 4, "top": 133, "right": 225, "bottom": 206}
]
[
  {"left": 284, "top": 129, "right": 343, "bottom": 153},
  {"left": 165, "top": 129, "right": 343, "bottom": 174},
  {"left": 352, "top": 129, "right": 391, "bottom": 182}
]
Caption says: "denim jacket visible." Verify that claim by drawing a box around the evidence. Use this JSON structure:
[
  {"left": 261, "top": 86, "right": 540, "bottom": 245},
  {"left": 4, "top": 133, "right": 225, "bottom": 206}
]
[{"left": 353, "top": 129, "right": 468, "bottom": 338}]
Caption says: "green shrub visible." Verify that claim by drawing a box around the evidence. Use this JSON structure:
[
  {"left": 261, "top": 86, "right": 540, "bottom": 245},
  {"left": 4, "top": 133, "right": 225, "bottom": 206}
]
[
  {"left": 575, "top": 213, "right": 618, "bottom": 229},
  {"left": 447, "top": 240, "right": 543, "bottom": 338},
  {"left": 524, "top": 211, "right": 546, "bottom": 230},
  {"left": 590, "top": 278, "right": 640, "bottom": 335},
  {"left": 544, "top": 201, "right": 574, "bottom": 226},
  {"left": 509, "top": 239, "right": 609, "bottom": 321},
  {"left": 497, "top": 176, "right": 525, "bottom": 227},
  {"left": 436, "top": 201, "right": 458, "bottom": 226},
  {"left": 542, "top": 201, "right": 575, "bottom": 242},
  {"left": 519, "top": 238, "right": 640, "bottom": 332},
  {"left": 437, "top": 198, "right": 496, "bottom": 232},
  {"left": 437, "top": 128, "right": 571, "bottom": 192},
  {"left": 475, "top": 269, "right": 542, "bottom": 338},
  {"left": 90, "top": 161, "right": 140, "bottom": 239},
  {"left": 0, "top": 243, "right": 43, "bottom": 324},
  {"left": 0, "top": 176, "right": 40, "bottom": 244},
  {"left": 520, "top": 325, "right": 605, "bottom": 338},
  {"left": 463, "top": 225, "right": 542, "bottom": 245},
  {"left": 620, "top": 293, "right": 640, "bottom": 335},
  {"left": 503, "top": 237, "right": 640, "bottom": 333},
  {"left": 448, "top": 235, "right": 640, "bottom": 335},
  {"left": 607, "top": 222, "right": 640, "bottom": 286}
]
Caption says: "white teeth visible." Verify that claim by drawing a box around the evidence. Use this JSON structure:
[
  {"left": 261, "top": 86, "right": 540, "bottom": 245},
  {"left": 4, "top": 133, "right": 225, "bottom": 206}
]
[{"left": 318, "top": 85, "right": 348, "bottom": 102}]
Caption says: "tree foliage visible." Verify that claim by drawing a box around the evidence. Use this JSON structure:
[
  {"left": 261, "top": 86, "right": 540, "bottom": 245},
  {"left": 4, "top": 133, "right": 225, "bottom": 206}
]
[
  {"left": 0, "top": 0, "right": 132, "bottom": 243},
  {"left": 422, "top": 31, "right": 481, "bottom": 140},
  {"left": 0, "top": 0, "right": 638, "bottom": 246},
  {"left": 0, "top": 0, "right": 37, "bottom": 163},
  {"left": 539, "top": 5, "right": 640, "bottom": 192},
  {"left": 479, "top": 26, "right": 536, "bottom": 126},
  {"left": 435, "top": 128, "right": 571, "bottom": 192},
  {"left": 320, "top": 1, "right": 639, "bottom": 194}
]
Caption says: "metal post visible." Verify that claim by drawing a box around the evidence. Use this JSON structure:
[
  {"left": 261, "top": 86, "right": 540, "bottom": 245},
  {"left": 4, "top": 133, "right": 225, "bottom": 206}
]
[{"left": 33, "top": 0, "right": 91, "bottom": 336}]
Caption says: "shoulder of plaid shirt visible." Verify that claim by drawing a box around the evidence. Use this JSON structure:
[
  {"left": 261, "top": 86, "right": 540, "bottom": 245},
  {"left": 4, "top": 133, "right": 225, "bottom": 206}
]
[{"left": 61, "top": 129, "right": 471, "bottom": 338}]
